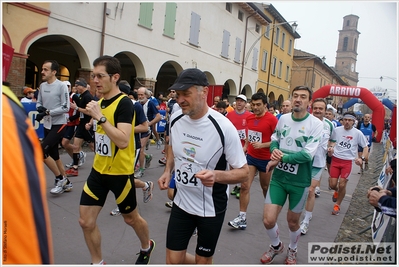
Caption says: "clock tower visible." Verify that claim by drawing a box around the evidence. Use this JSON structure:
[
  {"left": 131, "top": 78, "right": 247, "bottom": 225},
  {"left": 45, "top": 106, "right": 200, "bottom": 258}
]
[{"left": 334, "top": 14, "right": 360, "bottom": 86}]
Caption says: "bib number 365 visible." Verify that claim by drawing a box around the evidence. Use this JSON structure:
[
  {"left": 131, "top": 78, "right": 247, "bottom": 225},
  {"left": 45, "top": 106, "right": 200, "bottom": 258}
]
[{"left": 276, "top": 161, "right": 298, "bottom": 174}]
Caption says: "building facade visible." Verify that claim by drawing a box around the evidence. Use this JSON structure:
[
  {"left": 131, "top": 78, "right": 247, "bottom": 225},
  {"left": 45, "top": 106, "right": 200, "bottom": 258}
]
[{"left": 3, "top": 2, "right": 274, "bottom": 101}]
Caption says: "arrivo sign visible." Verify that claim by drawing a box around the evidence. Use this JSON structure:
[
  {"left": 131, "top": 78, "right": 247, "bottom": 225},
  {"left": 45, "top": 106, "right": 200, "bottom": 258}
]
[{"left": 329, "top": 86, "right": 361, "bottom": 97}]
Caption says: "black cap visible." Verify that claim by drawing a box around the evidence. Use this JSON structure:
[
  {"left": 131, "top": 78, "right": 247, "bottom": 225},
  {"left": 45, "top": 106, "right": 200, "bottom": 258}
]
[
  {"left": 119, "top": 83, "right": 130, "bottom": 95},
  {"left": 168, "top": 68, "right": 209, "bottom": 91},
  {"left": 75, "top": 79, "right": 87, "bottom": 87}
]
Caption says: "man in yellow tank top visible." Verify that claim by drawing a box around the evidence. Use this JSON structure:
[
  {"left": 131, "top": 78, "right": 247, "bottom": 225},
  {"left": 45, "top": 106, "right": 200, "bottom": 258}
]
[{"left": 78, "top": 56, "right": 154, "bottom": 265}]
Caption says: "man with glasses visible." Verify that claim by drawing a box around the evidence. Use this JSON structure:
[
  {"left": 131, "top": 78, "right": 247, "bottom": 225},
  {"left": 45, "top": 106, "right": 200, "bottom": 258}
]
[{"left": 79, "top": 55, "right": 154, "bottom": 265}]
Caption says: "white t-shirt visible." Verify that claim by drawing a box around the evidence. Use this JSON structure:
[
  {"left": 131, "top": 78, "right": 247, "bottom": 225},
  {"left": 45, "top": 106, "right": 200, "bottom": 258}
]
[
  {"left": 313, "top": 117, "right": 333, "bottom": 168},
  {"left": 331, "top": 126, "right": 368, "bottom": 160},
  {"left": 169, "top": 108, "right": 247, "bottom": 217}
]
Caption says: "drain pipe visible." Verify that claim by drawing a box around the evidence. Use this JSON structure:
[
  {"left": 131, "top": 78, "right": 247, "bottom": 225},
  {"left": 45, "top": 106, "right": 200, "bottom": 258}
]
[{"left": 100, "top": 3, "right": 107, "bottom": 56}]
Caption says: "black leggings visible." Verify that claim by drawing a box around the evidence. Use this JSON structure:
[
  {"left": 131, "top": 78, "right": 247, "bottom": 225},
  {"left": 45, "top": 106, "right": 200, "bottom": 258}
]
[{"left": 41, "top": 124, "right": 66, "bottom": 160}]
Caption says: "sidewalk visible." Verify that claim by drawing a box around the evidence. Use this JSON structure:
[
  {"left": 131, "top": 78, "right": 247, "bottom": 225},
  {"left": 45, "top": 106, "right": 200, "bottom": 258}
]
[{"left": 46, "top": 143, "right": 364, "bottom": 265}]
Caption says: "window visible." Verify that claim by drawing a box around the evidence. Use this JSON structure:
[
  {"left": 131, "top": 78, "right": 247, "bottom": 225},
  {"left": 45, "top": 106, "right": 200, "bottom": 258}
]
[
  {"left": 261, "top": 50, "right": 268, "bottom": 71},
  {"left": 238, "top": 10, "right": 243, "bottom": 21},
  {"left": 221, "top": 30, "right": 230, "bottom": 58},
  {"left": 274, "top": 27, "right": 280, "bottom": 46},
  {"left": 271, "top": 57, "right": 277, "bottom": 75},
  {"left": 285, "top": 65, "right": 290, "bottom": 81},
  {"left": 312, "top": 73, "right": 316, "bottom": 88},
  {"left": 281, "top": 33, "right": 286, "bottom": 49},
  {"left": 226, "top": 3, "right": 232, "bottom": 13},
  {"left": 234, "top": 37, "right": 242, "bottom": 63},
  {"left": 265, "top": 24, "right": 270, "bottom": 38},
  {"left": 255, "top": 23, "right": 260, "bottom": 33},
  {"left": 138, "top": 3, "right": 154, "bottom": 29},
  {"left": 288, "top": 39, "right": 293, "bottom": 55},
  {"left": 354, "top": 38, "right": 357, "bottom": 52},
  {"left": 251, "top": 48, "right": 258, "bottom": 70},
  {"left": 343, "top": 37, "right": 348, "bottom": 51},
  {"left": 346, "top": 20, "right": 350, "bottom": 26},
  {"left": 278, "top": 60, "right": 283, "bottom": 78},
  {"left": 189, "top": 12, "right": 201, "bottom": 46},
  {"left": 163, "top": 3, "right": 177, "bottom": 37}
]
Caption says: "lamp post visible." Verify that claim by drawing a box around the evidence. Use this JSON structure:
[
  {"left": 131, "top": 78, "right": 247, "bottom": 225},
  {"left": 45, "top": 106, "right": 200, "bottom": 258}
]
[
  {"left": 380, "top": 76, "right": 397, "bottom": 82},
  {"left": 239, "top": 21, "right": 298, "bottom": 91}
]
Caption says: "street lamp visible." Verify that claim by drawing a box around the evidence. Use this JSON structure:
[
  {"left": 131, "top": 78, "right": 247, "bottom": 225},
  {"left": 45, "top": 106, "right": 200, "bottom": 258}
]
[
  {"left": 380, "top": 76, "right": 397, "bottom": 82},
  {"left": 239, "top": 21, "right": 298, "bottom": 91}
]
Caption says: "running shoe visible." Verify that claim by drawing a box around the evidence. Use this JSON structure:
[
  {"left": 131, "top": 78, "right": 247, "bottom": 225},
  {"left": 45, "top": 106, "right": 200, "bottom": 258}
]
[
  {"left": 91, "top": 260, "right": 106, "bottom": 265},
  {"left": 134, "top": 168, "right": 144, "bottom": 178},
  {"left": 156, "top": 140, "right": 162, "bottom": 150},
  {"left": 300, "top": 220, "right": 309, "bottom": 235},
  {"left": 64, "top": 182, "right": 73, "bottom": 192},
  {"left": 228, "top": 214, "right": 247, "bottom": 230},
  {"left": 315, "top": 186, "right": 321, "bottom": 197},
  {"left": 260, "top": 242, "right": 284, "bottom": 264},
  {"left": 145, "top": 154, "right": 153, "bottom": 168},
  {"left": 110, "top": 207, "right": 121, "bottom": 216},
  {"left": 159, "top": 157, "right": 166, "bottom": 165},
  {"left": 161, "top": 149, "right": 165, "bottom": 154},
  {"left": 165, "top": 201, "right": 173, "bottom": 208},
  {"left": 332, "top": 191, "right": 338, "bottom": 202},
  {"left": 230, "top": 185, "right": 240, "bottom": 195},
  {"left": 65, "top": 161, "right": 83, "bottom": 168},
  {"left": 332, "top": 204, "right": 340, "bottom": 215},
  {"left": 50, "top": 177, "right": 68, "bottom": 195},
  {"left": 135, "top": 239, "right": 155, "bottom": 264},
  {"left": 285, "top": 247, "right": 297, "bottom": 265},
  {"left": 143, "top": 181, "right": 154, "bottom": 203},
  {"left": 236, "top": 192, "right": 240, "bottom": 199},
  {"left": 79, "top": 151, "right": 86, "bottom": 165},
  {"left": 65, "top": 167, "right": 78, "bottom": 177}
]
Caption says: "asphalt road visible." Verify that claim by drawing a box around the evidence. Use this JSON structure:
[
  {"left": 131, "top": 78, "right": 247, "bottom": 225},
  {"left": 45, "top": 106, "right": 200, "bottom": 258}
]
[{"left": 45, "top": 143, "right": 363, "bottom": 265}]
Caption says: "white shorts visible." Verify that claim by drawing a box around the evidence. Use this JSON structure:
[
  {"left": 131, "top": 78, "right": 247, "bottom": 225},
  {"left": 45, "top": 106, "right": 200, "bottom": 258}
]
[{"left": 311, "top": 167, "right": 323, "bottom": 181}]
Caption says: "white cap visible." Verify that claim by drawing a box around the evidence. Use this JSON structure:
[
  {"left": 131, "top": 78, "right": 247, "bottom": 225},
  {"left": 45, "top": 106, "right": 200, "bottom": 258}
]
[
  {"left": 235, "top": 94, "right": 247, "bottom": 102},
  {"left": 64, "top": 81, "right": 71, "bottom": 86}
]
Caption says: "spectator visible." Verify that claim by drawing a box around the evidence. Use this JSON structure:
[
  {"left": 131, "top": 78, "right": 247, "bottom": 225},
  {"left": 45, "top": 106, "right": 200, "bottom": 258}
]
[{"left": 20, "top": 87, "right": 36, "bottom": 103}]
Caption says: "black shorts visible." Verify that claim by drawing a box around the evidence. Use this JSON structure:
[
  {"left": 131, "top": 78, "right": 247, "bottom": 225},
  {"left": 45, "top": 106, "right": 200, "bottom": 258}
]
[
  {"left": 80, "top": 168, "right": 137, "bottom": 214},
  {"left": 166, "top": 204, "right": 226, "bottom": 257},
  {"left": 75, "top": 124, "right": 94, "bottom": 142},
  {"left": 63, "top": 125, "right": 76, "bottom": 140},
  {"left": 42, "top": 124, "right": 66, "bottom": 160},
  {"left": 326, "top": 154, "right": 332, "bottom": 164}
]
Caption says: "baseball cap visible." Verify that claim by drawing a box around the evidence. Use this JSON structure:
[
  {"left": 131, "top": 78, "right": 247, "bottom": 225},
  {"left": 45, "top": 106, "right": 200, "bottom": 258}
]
[
  {"left": 23, "top": 87, "right": 35, "bottom": 95},
  {"left": 119, "top": 83, "right": 130, "bottom": 95},
  {"left": 169, "top": 68, "right": 209, "bottom": 91},
  {"left": 235, "top": 94, "right": 247, "bottom": 102},
  {"left": 75, "top": 78, "right": 87, "bottom": 87}
]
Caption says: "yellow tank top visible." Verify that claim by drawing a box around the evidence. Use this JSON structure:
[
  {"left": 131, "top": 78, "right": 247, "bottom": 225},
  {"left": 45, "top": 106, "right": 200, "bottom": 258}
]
[{"left": 93, "top": 94, "right": 135, "bottom": 175}]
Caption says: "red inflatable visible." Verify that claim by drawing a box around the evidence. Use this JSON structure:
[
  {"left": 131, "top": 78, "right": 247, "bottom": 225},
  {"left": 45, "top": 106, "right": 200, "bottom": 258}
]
[{"left": 313, "top": 85, "right": 385, "bottom": 143}]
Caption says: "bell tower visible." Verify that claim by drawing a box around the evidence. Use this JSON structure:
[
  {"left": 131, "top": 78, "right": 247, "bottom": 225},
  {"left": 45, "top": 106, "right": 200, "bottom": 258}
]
[{"left": 335, "top": 14, "right": 360, "bottom": 86}]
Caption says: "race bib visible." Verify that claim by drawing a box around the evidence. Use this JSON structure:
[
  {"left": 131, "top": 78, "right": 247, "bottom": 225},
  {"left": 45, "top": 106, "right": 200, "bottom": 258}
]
[
  {"left": 276, "top": 161, "right": 299, "bottom": 175},
  {"left": 43, "top": 115, "right": 52, "bottom": 130},
  {"left": 175, "top": 157, "right": 203, "bottom": 187},
  {"left": 237, "top": 129, "right": 246, "bottom": 140},
  {"left": 95, "top": 132, "right": 112, "bottom": 156},
  {"left": 248, "top": 129, "right": 262, "bottom": 143}
]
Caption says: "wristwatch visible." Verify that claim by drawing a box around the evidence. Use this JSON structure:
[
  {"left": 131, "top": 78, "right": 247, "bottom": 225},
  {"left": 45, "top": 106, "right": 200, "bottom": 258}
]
[
  {"left": 361, "top": 157, "right": 365, "bottom": 161},
  {"left": 97, "top": 116, "right": 107, "bottom": 125}
]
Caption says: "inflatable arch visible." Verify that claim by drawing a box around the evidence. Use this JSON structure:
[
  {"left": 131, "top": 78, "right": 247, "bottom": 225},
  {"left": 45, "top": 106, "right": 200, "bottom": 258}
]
[
  {"left": 313, "top": 85, "right": 385, "bottom": 142},
  {"left": 342, "top": 98, "right": 395, "bottom": 111}
]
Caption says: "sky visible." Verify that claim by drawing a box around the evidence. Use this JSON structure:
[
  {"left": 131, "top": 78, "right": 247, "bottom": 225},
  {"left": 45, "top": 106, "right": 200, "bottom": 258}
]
[{"left": 270, "top": 1, "right": 398, "bottom": 101}]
